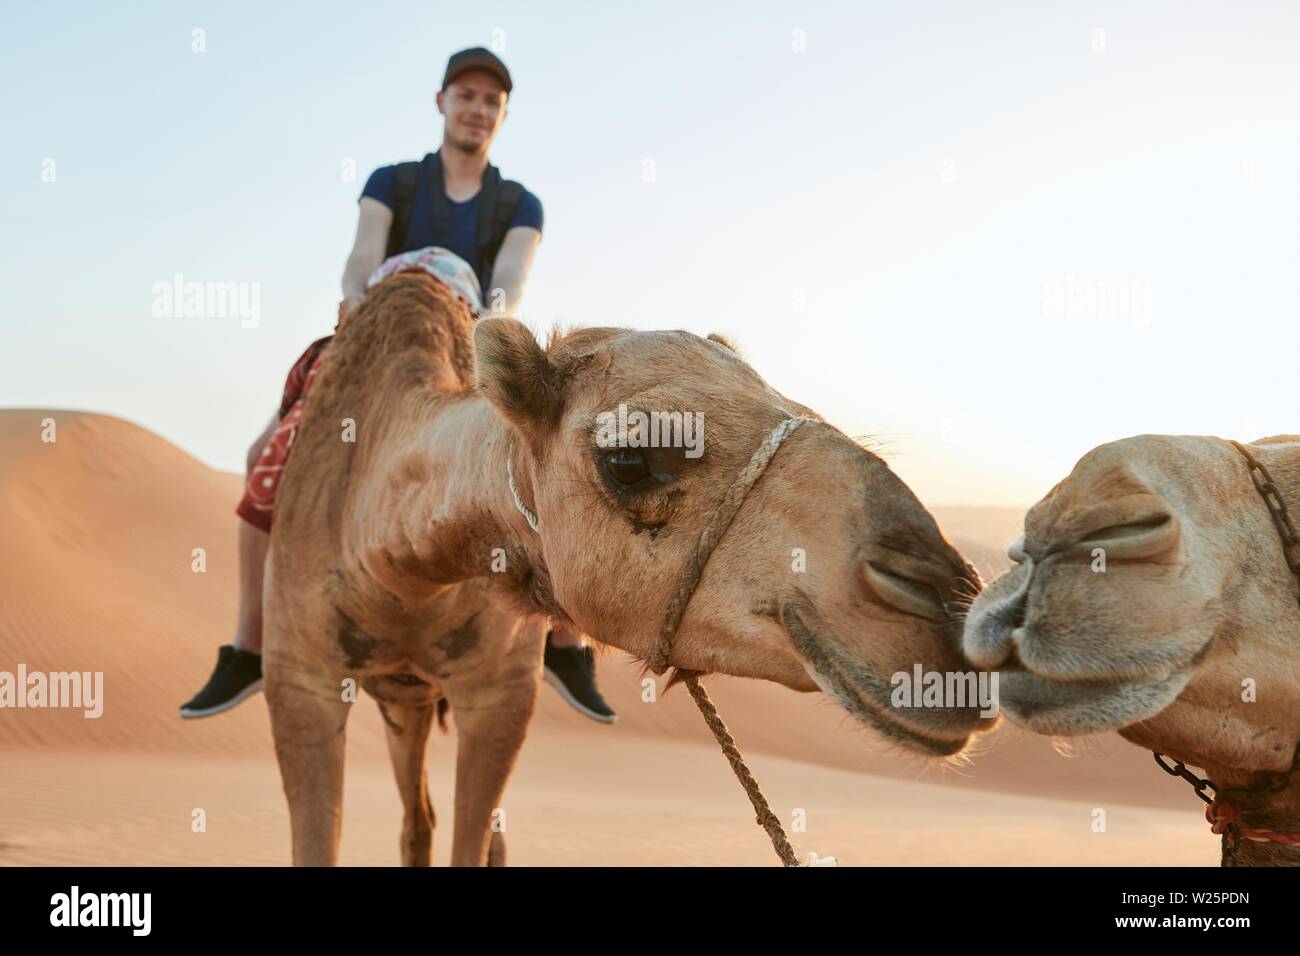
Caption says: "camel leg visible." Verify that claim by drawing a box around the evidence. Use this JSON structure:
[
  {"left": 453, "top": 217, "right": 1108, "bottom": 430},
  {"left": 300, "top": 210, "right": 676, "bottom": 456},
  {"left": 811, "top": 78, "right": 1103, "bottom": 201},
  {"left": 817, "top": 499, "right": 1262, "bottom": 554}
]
[
  {"left": 265, "top": 670, "right": 351, "bottom": 866},
  {"left": 378, "top": 700, "right": 437, "bottom": 866},
  {"left": 447, "top": 680, "right": 538, "bottom": 867},
  {"left": 487, "top": 829, "right": 507, "bottom": 867}
]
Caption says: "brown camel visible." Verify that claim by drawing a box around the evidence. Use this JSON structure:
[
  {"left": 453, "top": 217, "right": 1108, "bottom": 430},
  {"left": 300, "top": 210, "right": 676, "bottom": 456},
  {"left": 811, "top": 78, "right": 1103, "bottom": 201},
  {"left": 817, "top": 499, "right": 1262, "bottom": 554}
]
[
  {"left": 265, "top": 271, "right": 989, "bottom": 866},
  {"left": 964, "top": 434, "right": 1300, "bottom": 865}
]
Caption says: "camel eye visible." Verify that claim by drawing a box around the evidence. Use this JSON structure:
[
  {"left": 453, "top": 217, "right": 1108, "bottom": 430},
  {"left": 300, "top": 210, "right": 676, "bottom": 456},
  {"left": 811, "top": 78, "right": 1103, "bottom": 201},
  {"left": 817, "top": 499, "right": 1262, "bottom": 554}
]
[
  {"left": 605, "top": 449, "right": 650, "bottom": 487},
  {"left": 1075, "top": 513, "right": 1179, "bottom": 560}
]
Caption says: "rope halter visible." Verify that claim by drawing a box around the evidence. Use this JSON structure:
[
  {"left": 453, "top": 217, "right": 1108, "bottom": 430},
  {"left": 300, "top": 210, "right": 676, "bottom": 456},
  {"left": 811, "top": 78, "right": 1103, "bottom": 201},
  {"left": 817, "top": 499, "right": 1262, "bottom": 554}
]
[
  {"left": 507, "top": 416, "right": 820, "bottom": 866},
  {"left": 507, "top": 455, "right": 540, "bottom": 533}
]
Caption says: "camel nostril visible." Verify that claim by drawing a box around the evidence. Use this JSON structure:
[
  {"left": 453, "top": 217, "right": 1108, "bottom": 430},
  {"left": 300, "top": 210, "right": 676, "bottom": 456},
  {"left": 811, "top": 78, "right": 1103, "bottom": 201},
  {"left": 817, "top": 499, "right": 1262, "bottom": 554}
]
[
  {"left": 964, "top": 572, "right": 1032, "bottom": 670},
  {"left": 1008, "top": 592, "right": 1027, "bottom": 631},
  {"left": 1002, "top": 635, "right": 1026, "bottom": 671}
]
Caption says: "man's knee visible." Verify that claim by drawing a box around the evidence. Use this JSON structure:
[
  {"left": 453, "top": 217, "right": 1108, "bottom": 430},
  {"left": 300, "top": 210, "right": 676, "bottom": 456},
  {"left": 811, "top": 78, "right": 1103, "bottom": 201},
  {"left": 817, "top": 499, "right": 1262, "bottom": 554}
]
[{"left": 246, "top": 415, "right": 279, "bottom": 474}]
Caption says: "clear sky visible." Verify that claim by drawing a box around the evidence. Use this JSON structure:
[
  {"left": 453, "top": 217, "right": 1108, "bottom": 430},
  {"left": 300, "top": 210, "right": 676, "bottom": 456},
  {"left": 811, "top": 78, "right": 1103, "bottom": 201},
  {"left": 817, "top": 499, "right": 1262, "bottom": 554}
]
[{"left": 3, "top": 1, "right": 1297, "bottom": 507}]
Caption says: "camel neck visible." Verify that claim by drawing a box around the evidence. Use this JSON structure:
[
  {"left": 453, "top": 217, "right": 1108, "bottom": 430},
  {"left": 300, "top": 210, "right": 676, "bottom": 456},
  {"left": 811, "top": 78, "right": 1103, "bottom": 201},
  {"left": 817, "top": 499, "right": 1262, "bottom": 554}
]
[
  {"left": 1222, "top": 783, "right": 1300, "bottom": 866},
  {"left": 1252, "top": 440, "right": 1300, "bottom": 519},
  {"left": 342, "top": 398, "right": 554, "bottom": 610},
  {"left": 1247, "top": 440, "right": 1300, "bottom": 624},
  {"left": 1198, "top": 750, "right": 1300, "bottom": 867}
]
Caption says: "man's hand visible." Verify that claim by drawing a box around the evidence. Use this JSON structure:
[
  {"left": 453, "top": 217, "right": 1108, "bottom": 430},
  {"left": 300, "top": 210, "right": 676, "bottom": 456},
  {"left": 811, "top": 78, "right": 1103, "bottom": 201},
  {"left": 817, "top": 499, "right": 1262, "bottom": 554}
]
[
  {"left": 481, "top": 225, "right": 541, "bottom": 318},
  {"left": 336, "top": 295, "right": 364, "bottom": 328},
  {"left": 341, "top": 197, "right": 393, "bottom": 303}
]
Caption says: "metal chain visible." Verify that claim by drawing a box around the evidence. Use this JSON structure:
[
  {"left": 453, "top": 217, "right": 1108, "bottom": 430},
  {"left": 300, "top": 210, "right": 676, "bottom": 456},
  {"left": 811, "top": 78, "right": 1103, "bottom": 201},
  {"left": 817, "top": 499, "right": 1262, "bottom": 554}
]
[
  {"left": 1153, "top": 753, "right": 1216, "bottom": 805},
  {"left": 1154, "top": 748, "right": 1300, "bottom": 864},
  {"left": 1152, "top": 753, "right": 1242, "bottom": 862}
]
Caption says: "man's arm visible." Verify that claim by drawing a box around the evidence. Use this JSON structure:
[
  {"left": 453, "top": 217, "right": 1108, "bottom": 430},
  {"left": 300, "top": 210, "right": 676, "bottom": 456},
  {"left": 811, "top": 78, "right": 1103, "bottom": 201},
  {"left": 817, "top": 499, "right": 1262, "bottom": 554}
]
[
  {"left": 341, "top": 197, "right": 393, "bottom": 308},
  {"left": 483, "top": 226, "right": 542, "bottom": 318}
]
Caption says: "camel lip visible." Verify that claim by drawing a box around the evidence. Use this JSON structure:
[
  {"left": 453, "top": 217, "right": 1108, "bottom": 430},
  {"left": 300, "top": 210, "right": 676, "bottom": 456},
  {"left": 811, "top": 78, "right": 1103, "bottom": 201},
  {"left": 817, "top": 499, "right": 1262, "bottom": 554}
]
[
  {"left": 778, "top": 602, "right": 974, "bottom": 757},
  {"left": 798, "top": 658, "right": 972, "bottom": 757},
  {"left": 1003, "top": 628, "right": 1215, "bottom": 688},
  {"left": 996, "top": 667, "right": 1193, "bottom": 735}
]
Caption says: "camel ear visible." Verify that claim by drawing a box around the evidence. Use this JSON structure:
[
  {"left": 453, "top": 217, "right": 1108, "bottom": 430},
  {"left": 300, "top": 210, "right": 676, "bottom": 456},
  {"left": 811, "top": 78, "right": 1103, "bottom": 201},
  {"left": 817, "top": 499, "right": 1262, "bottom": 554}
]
[{"left": 474, "top": 318, "right": 563, "bottom": 448}]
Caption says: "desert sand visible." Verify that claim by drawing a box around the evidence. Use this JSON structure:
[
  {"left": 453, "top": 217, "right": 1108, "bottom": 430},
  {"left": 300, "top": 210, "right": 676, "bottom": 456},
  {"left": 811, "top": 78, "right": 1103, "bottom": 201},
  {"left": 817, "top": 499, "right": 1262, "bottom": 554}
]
[{"left": 0, "top": 409, "right": 1215, "bottom": 865}]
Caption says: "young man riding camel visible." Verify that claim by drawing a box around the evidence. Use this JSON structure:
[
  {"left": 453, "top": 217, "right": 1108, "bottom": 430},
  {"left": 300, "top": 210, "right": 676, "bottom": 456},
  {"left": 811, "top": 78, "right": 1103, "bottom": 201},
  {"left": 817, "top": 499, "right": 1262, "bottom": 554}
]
[{"left": 180, "top": 48, "right": 615, "bottom": 724}]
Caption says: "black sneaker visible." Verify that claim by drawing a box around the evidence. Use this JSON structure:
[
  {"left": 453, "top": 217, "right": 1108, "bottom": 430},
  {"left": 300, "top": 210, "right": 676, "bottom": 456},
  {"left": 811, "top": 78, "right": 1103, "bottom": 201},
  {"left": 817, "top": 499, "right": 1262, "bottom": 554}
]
[
  {"left": 179, "top": 644, "right": 264, "bottom": 719},
  {"left": 543, "top": 636, "right": 616, "bottom": 724}
]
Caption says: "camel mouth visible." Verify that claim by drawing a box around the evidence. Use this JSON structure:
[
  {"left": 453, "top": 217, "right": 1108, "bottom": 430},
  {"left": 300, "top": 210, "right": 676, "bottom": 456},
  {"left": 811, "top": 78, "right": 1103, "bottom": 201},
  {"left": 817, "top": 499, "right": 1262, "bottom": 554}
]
[
  {"left": 989, "top": 626, "right": 1215, "bottom": 735},
  {"left": 779, "top": 603, "right": 977, "bottom": 758},
  {"left": 995, "top": 666, "right": 1193, "bottom": 736},
  {"left": 964, "top": 569, "right": 1214, "bottom": 736}
]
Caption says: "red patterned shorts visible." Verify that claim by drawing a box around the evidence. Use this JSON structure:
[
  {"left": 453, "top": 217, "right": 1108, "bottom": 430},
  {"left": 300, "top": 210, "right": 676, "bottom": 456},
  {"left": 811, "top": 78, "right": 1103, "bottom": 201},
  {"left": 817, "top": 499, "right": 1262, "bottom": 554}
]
[{"left": 234, "top": 335, "right": 333, "bottom": 532}]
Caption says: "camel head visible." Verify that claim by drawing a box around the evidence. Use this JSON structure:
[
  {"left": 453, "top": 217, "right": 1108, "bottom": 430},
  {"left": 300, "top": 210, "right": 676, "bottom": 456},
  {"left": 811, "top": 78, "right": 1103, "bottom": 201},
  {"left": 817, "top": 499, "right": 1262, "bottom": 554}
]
[
  {"left": 473, "top": 319, "right": 990, "bottom": 757},
  {"left": 963, "top": 434, "right": 1300, "bottom": 771}
]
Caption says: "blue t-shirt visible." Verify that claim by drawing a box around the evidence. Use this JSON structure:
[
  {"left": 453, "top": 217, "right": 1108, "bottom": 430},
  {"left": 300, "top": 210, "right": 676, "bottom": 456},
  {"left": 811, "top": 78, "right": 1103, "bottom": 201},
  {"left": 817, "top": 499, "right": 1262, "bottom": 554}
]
[{"left": 360, "top": 159, "right": 543, "bottom": 265}]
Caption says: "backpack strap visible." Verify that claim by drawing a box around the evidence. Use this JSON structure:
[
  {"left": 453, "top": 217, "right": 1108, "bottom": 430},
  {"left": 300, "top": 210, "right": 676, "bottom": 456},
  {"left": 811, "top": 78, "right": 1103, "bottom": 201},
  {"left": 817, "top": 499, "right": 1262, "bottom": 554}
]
[
  {"left": 425, "top": 150, "right": 454, "bottom": 251},
  {"left": 385, "top": 160, "right": 423, "bottom": 258},
  {"left": 389, "top": 150, "right": 525, "bottom": 295},
  {"left": 473, "top": 163, "right": 525, "bottom": 299}
]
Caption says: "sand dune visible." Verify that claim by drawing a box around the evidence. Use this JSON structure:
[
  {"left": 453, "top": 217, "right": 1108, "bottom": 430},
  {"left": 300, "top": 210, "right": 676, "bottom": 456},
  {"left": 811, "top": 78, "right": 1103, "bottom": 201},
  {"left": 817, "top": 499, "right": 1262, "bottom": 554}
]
[
  {"left": 0, "top": 409, "right": 1215, "bottom": 865},
  {"left": 932, "top": 505, "right": 1025, "bottom": 584}
]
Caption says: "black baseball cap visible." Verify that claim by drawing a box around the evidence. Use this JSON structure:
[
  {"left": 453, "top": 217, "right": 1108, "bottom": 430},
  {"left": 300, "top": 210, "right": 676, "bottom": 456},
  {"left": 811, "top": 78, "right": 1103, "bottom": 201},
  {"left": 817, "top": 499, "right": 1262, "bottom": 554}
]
[{"left": 441, "top": 47, "right": 512, "bottom": 93}]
